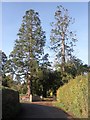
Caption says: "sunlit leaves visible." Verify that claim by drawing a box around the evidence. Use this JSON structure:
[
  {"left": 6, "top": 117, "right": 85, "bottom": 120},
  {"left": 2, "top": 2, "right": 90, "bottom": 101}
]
[{"left": 57, "top": 75, "right": 88, "bottom": 118}]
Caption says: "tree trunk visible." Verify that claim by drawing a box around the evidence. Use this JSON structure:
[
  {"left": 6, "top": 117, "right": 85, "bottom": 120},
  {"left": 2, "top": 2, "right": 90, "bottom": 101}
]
[
  {"left": 43, "top": 86, "right": 47, "bottom": 98},
  {"left": 61, "top": 32, "right": 65, "bottom": 72},
  {"left": 26, "top": 16, "right": 32, "bottom": 99},
  {"left": 26, "top": 75, "right": 32, "bottom": 97},
  {"left": 26, "top": 74, "right": 33, "bottom": 102}
]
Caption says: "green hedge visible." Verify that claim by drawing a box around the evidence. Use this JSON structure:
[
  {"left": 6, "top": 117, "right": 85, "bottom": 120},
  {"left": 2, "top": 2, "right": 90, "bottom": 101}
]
[
  {"left": 88, "top": 73, "right": 90, "bottom": 118},
  {"left": 2, "top": 87, "right": 20, "bottom": 119},
  {"left": 56, "top": 75, "right": 88, "bottom": 118}
]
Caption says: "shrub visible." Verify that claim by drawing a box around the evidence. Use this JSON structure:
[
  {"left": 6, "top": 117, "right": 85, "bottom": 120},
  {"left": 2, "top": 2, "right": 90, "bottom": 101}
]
[
  {"left": 2, "top": 87, "right": 20, "bottom": 119},
  {"left": 56, "top": 75, "right": 88, "bottom": 118}
]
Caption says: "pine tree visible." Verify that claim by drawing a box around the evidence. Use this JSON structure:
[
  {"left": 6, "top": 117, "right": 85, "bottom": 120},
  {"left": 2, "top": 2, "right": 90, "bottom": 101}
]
[
  {"left": 50, "top": 5, "right": 77, "bottom": 72},
  {"left": 0, "top": 50, "right": 7, "bottom": 76},
  {"left": 9, "top": 9, "right": 46, "bottom": 97},
  {"left": 0, "top": 50, "right": 8, "bottom": 86},
  {"left": 40, "top": 53, "right": 51, "bottom": 97}
]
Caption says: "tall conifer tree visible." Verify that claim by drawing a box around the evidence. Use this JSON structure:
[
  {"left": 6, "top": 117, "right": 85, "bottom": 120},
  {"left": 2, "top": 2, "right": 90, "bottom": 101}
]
[
  {"left": 50, "top": 5, "right": 77, "bottom": 72},
  {"left": 9, "top": 9, "right": 46, "bottom": 97}
]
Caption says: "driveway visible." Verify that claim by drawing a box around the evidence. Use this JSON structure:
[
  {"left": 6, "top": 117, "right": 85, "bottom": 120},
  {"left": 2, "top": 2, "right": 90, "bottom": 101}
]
[{"left": 17, "top": 102, "right": 73, "bottom": 119}]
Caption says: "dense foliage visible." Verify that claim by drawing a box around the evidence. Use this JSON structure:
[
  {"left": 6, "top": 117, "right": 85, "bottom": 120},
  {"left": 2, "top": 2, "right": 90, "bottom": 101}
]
[
  {"left": 54, "top": 57, "right": 89, "bottom": 83},
  {"left": 56, "top": 75, "right": 88, "bottom": 118},
  {"left": 7, "top": 9, "right": 46, "bottom": 96}
]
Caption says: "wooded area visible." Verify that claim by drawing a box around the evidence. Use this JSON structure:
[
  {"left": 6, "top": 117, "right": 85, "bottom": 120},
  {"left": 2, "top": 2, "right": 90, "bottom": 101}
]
[{"left": 0, "top": 5, "right": 89, "bottom": 118}]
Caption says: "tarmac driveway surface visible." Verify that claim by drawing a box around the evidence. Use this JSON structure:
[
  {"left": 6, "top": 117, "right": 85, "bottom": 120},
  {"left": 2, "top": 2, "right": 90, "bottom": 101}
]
[{"left": 17, "top": 102, "right": 73, "bottom": 119}]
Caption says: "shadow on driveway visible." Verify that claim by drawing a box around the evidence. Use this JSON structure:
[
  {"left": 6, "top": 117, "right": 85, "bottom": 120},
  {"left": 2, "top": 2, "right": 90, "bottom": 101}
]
[{"left": 17, "top": 103, "right": 73, "bottom": 119}]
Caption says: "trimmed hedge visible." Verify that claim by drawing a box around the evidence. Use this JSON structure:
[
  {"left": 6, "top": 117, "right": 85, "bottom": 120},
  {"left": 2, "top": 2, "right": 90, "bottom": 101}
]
[
  {"left": 2, "top": 87, "right": 20, "bottom": 119},
  {"left": 56, "top": 75, "right": 88, "bottom": 118}
]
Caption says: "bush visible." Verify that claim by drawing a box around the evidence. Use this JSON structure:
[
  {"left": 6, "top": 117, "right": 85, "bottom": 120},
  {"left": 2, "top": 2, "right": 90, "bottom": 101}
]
[
  {"left": 88, "top": 73, "right": 90, "bottom": 118},
  {"left": 56, "top": 75, "right": 88, "bottom": 118},
  {"left": 2, "top": 87, "right": 20, "bottom": 119}
]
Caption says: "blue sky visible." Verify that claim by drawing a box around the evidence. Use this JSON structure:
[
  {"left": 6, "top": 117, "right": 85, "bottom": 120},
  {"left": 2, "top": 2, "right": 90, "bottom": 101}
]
[{"left": 2, "top": 2, "right": 88, "bottom": 64}]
